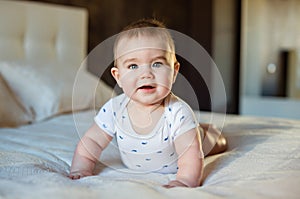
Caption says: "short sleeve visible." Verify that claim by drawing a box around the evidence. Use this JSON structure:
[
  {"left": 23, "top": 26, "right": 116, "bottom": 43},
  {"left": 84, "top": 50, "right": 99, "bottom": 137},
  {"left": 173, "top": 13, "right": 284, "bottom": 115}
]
[
  {"left": 94, "top": 98, "right": 115, "bottom": 137},
  {"left": 168, "top": 97, "right": 199, "bottom": 140}
]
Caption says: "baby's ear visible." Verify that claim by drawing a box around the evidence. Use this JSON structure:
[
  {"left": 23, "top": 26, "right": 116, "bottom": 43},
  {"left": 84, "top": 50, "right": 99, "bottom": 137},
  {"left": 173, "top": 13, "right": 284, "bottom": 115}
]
[
  {"left": 172, "top": 61, "right": 180, "bottom": 83},
  {"left": 111, "top": 67, "right": 122, "bottom": 88}
]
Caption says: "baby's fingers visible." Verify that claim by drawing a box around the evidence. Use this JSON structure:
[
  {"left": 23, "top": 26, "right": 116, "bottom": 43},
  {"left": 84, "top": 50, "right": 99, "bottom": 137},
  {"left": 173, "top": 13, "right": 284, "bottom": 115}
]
[
  {"left": 69, "top": 172, "right": 82, "bottom": 180},
  {"left": 70, "top": 175, "right": 81, "bottom": 180},
  {"left": 163, "top": 180, "right": 188, "bottom": 188}
]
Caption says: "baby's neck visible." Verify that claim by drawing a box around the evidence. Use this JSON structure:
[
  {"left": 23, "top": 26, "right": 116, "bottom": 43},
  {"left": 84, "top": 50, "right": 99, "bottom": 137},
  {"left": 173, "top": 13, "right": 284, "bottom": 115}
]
[
  {"left": 127, "top": 100, "right": 164, "bottom": 135},
  {"left": 129, "top": 101, "right": 162, "bottom": 113}
]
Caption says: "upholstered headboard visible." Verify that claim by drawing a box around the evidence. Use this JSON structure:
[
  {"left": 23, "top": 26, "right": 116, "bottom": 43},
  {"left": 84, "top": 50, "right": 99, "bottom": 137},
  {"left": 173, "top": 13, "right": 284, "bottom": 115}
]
[
  {"left": 0, "top": 0, "right": 113, "bottom": 127},
  {"left": 0, "top": 0, "right": 88, "bottom": 64}
]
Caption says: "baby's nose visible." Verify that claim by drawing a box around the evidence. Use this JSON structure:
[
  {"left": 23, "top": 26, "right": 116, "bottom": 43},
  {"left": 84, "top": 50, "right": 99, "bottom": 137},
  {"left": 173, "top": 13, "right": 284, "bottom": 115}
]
[{"left": 140, "top": 65, "right": 154, "bottom": 78}]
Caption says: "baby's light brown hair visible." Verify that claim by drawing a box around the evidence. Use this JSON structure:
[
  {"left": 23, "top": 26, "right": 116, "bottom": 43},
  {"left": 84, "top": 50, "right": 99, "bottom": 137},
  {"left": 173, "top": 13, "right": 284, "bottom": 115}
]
[{"left": 113, "top": 18, "right": 177, "bottom": 67}]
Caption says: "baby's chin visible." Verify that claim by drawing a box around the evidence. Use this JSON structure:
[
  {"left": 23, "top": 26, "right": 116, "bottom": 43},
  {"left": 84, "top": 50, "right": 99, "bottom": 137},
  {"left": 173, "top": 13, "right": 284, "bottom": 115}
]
[{"left": 130, "top": 92, "right": 171, "bottom": 105}]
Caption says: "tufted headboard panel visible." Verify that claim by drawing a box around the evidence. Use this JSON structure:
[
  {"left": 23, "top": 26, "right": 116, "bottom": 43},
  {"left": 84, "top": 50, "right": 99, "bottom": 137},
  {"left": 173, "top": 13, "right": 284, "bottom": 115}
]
[{"left": 0, "top": 0, "right": 88, "bottom": 64}]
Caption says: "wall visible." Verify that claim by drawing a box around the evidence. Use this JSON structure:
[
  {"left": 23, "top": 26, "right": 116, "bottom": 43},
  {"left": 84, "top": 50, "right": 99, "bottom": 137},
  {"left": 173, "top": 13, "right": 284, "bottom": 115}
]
[
  {"left": 240, "top": 0, "right": 300, "bottom": 119},
  {"left": 30, "top": 0, "right": 240, "bottom": 113},
  {"left": 242, "top": 0, "right": 300, "bottom": 98}
]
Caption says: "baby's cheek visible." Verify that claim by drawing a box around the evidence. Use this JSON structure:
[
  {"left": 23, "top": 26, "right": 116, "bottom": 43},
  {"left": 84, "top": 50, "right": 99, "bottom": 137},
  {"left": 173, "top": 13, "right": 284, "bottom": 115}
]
[
  {"left": 158, "top": 76, "right": 173, "bottom": 90},
  {"left": 122, "top": 85, "right": 135, "bottom": 96}
]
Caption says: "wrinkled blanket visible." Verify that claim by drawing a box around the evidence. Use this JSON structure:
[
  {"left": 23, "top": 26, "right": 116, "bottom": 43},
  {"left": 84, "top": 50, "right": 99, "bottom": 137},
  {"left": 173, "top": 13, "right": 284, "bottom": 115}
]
[{"left": 0, "top": 110, "right": 299, "bottom": 199}]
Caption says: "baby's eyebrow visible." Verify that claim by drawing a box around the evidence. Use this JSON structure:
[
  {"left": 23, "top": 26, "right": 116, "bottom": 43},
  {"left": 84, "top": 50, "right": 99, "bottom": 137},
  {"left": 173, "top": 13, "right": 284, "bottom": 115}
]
[
  {"left": 123, "top": 58, "right": 138, "bottom": 65},
  {"left": 151, "top": 56, "right": 168, "bottom": 62}
]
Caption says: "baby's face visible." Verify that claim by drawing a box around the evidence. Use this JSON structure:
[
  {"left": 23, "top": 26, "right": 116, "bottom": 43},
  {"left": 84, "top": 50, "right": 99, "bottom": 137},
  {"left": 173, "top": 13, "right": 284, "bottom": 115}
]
[{"left": 112, "top": 35, "right": 179, "bottom": 106}]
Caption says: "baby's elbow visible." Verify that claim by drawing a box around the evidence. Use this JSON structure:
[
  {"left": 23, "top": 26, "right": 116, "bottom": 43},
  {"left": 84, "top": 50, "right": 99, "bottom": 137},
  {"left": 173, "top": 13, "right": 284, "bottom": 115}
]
[
  {"left": 184, "top": 179, "right": 200, "bottom": 188},
  {"left": 185, "top": 178, "right": 201, "bottom": 188}
]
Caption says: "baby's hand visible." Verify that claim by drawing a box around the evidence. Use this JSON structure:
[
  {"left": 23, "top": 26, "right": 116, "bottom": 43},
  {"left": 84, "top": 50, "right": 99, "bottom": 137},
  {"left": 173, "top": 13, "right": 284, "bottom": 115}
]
[
  {"left": 68, "top": 170, "right": 93, "bottom": 180},
  {"left": 163, "top": 180, "right": 189, "bottom": 188}
]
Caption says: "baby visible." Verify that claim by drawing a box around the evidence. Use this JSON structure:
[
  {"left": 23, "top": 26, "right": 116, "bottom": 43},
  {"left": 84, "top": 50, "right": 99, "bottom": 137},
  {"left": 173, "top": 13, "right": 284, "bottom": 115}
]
[{"left": 69, "top": 19, "right": 227, "bottom": 188}]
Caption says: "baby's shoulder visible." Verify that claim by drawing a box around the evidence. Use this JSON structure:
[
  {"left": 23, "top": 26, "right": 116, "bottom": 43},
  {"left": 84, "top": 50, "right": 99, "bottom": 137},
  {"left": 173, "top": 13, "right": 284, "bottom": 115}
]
[
  {"left": 99, "top": 93, "right": 128, "bottom": 115},
  {"left": 105, "top": 93, "right": 127, "bottom": 106},
  {"left": 166, "top": 93, "right": 191, "bottom": 108},
  {"left": 165, "top": 93, "right": 194, "bottom": 114}
]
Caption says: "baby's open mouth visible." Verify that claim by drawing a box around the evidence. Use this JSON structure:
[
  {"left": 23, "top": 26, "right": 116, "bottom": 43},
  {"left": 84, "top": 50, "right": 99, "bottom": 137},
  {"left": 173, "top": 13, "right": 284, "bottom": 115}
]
[
  {"left": 137, "top": 84, "right": 157, "bottom": 92},
  {"left": 139, "top": 85, "right": 155, "bottom": 89}
]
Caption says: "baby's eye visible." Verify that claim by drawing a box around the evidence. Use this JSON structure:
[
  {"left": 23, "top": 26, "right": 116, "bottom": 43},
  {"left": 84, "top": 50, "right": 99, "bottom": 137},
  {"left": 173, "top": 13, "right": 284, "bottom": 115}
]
[
  {"left": 128, "top": 64, "right": 138, "bottom": 70},
  {"left": 152, "top": 62, "right": 163, "bottom": 68}
]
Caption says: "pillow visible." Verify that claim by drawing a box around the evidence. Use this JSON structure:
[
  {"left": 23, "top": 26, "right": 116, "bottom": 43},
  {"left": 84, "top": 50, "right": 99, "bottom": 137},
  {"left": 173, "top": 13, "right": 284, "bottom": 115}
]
[
  {"left": 0, "top": 74, "right": 32, "bottom": 127},
  {"left": 0, "top": 61, "right": 113, "bottom": 125}
]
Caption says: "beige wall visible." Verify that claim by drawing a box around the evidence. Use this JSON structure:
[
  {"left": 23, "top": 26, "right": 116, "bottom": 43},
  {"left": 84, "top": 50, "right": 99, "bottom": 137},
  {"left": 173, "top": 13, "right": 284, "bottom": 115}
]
[{"left": 241, "top": 0, "right": 300, "bottom": 98}]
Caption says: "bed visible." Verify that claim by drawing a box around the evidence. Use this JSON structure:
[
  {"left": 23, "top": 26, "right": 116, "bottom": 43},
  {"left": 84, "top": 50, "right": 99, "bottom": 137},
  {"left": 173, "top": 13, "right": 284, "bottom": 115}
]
[{"left": 0, "top": 0, "right": 300, "bottom": 198}]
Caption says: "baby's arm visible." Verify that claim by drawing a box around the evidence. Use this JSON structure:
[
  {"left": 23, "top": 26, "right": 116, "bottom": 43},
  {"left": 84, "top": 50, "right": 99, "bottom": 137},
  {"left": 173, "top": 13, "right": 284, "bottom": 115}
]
[
  {"left": 165, "top": 128, "right": 203, "bottom": 188},
  {"left": 69, "top": 123, "right": 113, "bottom": 179}
]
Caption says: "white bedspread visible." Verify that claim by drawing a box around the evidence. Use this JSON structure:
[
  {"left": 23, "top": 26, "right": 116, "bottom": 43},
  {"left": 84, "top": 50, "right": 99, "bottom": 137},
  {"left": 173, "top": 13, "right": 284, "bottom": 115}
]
[{"left": 0, "top": 110, "right": 299, "bottom": 199}]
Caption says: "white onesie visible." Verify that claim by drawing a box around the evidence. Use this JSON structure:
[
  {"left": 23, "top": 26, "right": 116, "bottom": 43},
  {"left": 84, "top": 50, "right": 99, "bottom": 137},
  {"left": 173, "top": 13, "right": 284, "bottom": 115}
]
[{"left": 94, "top": 93, "right": 199, "bottom": 174}]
